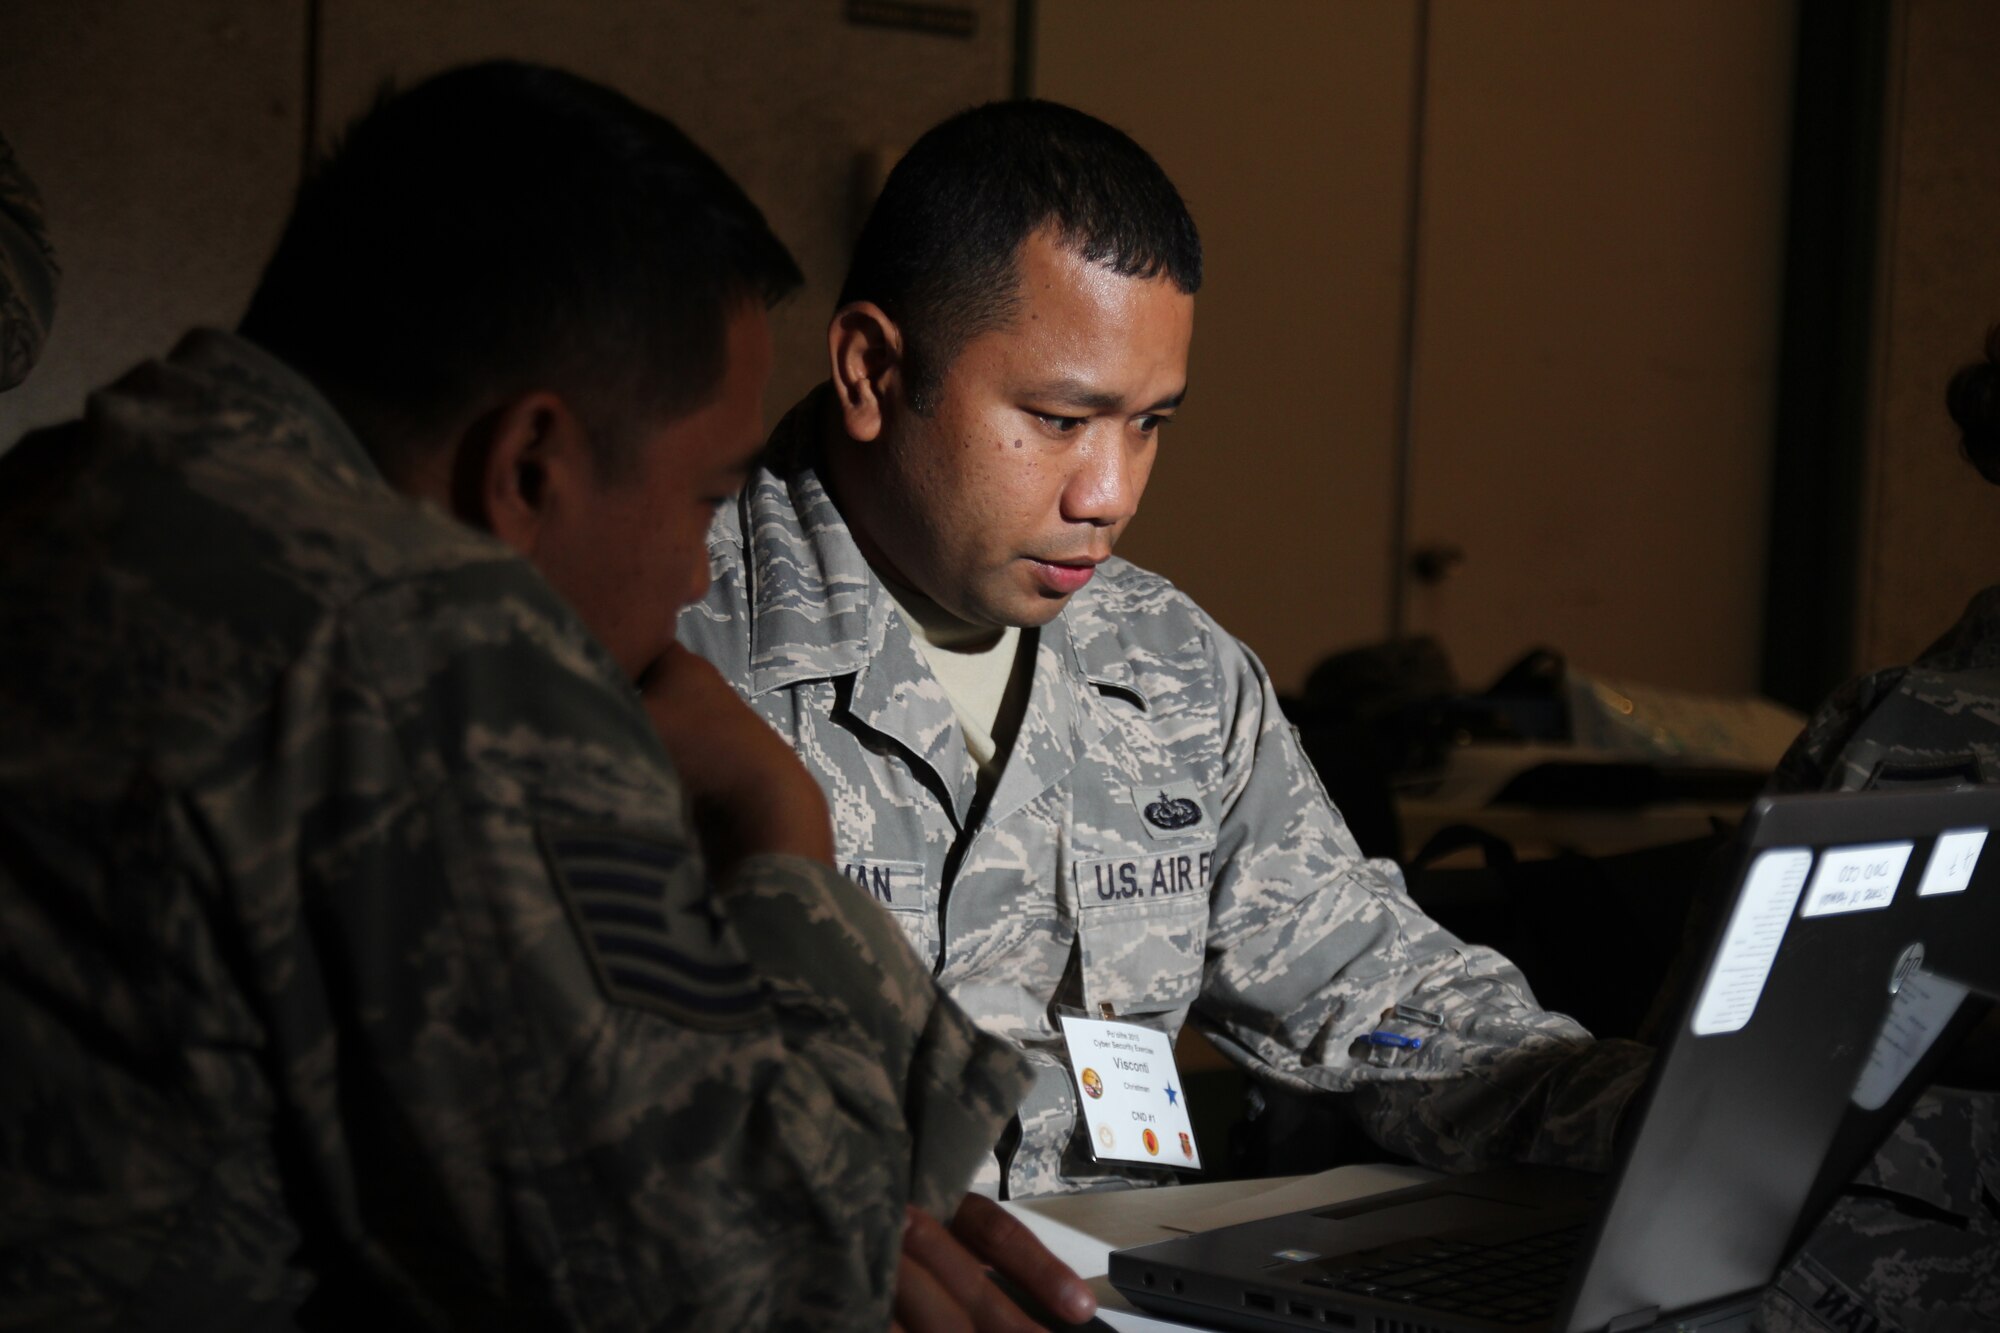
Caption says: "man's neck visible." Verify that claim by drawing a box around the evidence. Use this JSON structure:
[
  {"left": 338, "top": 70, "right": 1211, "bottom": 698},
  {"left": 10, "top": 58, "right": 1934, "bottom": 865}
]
[{"left": 816, "top": 402, "right": 1005, "bottom": 652}]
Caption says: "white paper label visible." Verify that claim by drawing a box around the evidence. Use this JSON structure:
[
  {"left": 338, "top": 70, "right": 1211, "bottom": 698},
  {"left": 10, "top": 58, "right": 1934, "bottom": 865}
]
[
  {"left": 1691, "top": 849, "right": 1813, "bottom": 1036},
  {"left": 1851, "top": 969, "right": 1971, "bottom": 1111},
  {"left": 1057, "top": 1016, "right": 1201, "bottom": 1168},
  {"left": 1802, "top": 842, "right": 1913, "bottom": 917},
  {"left": 1918, "top": 828, "right": 1988, "bottom": 897}
]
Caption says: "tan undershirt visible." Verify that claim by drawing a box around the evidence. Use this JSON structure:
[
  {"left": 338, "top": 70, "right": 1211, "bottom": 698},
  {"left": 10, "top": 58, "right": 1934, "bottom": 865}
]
[{"left": 881, "top": 576, "right": 1035, "bottom": 796}]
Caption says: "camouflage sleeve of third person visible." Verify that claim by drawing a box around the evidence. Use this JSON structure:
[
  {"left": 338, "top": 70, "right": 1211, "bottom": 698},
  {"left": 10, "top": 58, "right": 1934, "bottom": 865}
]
[{"left": 1189, "top": 622, "right": 1653, "bottom": 1175}]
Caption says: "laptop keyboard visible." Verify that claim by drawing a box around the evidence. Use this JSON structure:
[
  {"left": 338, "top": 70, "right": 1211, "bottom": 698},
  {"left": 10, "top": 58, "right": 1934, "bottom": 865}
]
[{"left": 1300, "top": 1224, "right": 1584, "bottom": 1325}]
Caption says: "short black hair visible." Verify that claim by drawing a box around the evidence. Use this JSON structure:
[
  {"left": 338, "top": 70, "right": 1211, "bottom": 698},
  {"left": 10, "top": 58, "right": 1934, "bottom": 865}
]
[
  {"left": 838, "top": 100, "right": 1200, "bottom": 412},
  {"left": 1948, "top": 324, "right": 2000, "bottom": 485},
  {"left": 240, "top": 61, "right": 801, "bottom": 474}
]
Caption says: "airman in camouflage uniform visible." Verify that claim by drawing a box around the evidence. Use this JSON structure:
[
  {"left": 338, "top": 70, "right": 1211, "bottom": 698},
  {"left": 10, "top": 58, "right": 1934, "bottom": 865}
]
[
  {"left": 1759, "top": 586, "right": 2000, "bottom": 1331},
  {"left": 0, "top": 131, "right": 59, "bottom": 392},
  {"left": 0, "top": 64, "right": 1033, "bottom": 1331},
  {"left": 683, "top": 100, "right": 1650, "bottom": 1200},
  {"left": 681, "top": 385, "right": 1653, "bottom": 1198}
]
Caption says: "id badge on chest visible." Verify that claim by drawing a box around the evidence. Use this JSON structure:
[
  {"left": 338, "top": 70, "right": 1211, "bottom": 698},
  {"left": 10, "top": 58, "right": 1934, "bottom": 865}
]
[{"left": 1055, "top": 1008, "right": 1202, "bottom": 1170}]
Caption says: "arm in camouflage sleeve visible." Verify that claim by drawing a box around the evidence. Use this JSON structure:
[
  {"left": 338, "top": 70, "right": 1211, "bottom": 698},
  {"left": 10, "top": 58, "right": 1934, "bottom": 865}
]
[
  {"left": 1767, "top": 667, "right": 1906, "bottom": 795},
  {"left": 0, "top": 132, "right": 58, "bottom": 392},
  {"left": 217, "top": 569, "right": 1027, "bottom": 1329},
  {"left": 1188, "top": 623, "right": 1651, "bottom": 1174},
  {"left": 716, "top": 852, "right": 1034, "bottom": 1221}
]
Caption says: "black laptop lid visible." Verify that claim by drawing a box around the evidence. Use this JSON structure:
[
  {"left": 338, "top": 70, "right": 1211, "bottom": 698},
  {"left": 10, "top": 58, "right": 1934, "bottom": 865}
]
[{"left": 1559, "top": 786, "right": 2000, "bottom": 1331}]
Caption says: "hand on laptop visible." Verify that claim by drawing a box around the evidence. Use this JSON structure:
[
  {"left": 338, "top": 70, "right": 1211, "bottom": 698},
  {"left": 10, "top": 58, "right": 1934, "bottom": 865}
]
[
  {"left": 641, "top": 644, "right": 834, "bottom": 873},
  {"left": 895, "top": 1196, "right": 1097, "bottom": 1332}
]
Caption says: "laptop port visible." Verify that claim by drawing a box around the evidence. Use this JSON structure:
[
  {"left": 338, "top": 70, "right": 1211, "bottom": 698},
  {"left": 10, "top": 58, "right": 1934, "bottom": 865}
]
[
  {"left": 1322, "top": 1312, "right": 1355, "bottom": 1327},
  {"left": 1290, "top": 1302, "right": 1315, "bottom": 1317},
  {"left": 1244, "top": 1292, "right": 1275, "bottom": 1311}
]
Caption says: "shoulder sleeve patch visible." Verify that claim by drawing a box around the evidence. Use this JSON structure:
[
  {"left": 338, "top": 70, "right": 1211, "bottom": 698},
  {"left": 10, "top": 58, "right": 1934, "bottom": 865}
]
[{"left": 539, "top": 824, "right": 770, "bottom": 1032}]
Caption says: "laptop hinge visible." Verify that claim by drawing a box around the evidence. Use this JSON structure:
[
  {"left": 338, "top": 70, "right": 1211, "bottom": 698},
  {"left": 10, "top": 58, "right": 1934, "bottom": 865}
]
[{"left": 1605, "top": 1308, "right": 1660, "bottom": 1333}]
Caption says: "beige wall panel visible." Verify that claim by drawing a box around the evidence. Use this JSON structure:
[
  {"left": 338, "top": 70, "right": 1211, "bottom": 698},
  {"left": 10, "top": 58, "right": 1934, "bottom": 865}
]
[
  {"left": 1405, "top": 0, "right": 1794, "bottom": 695},
  {"left": 1855, "top": 0, "right": 2000, "bottom": 673},
  {"left": 315, "top": 0, "right": 1011, "bottom": 422},
  {"left": 0, "top": 0, "right": 306, "bottom": 443},
  {"left": 1036, "top": 0, "right": 1416, "bottom": 692}
]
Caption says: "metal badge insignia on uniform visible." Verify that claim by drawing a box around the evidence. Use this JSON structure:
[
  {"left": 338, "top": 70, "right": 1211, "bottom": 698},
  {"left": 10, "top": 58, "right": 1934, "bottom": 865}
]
[
  {"left": 1129, "top": 781, "right": 1209, "bottom": 841},
  {"left": 540, "top": 825, "right": 770, "bottom": 1031}
]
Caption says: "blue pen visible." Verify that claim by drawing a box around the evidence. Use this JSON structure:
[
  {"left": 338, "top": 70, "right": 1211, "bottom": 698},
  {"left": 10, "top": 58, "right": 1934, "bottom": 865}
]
[{"left": 1363, "top": 1029, "right": 1424, "bottom": 1051}]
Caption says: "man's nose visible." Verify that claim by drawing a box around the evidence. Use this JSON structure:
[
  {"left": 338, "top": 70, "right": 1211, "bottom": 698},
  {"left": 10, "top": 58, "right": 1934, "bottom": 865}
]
[
  {"left": 1060, "top": 436, "right": 1141, "bottom": 528},
  {"left": 680, "top": 551, "right": 713, "bottom": 610}
]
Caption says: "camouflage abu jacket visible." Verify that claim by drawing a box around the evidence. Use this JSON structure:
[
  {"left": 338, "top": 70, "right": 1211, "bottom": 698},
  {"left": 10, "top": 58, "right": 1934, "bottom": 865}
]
[
  {"left": 0, "top": 131, "right": 59, "bottom": 392},
  {"left": 1758, "top": 588, "right": 2000, "bottom": 1331},
  {"left": 0, "top": 334, "right": 1029, "bottom": 1331},
  {"left": 680, "top": 387, "right": 1651, "bottom": 1199}
]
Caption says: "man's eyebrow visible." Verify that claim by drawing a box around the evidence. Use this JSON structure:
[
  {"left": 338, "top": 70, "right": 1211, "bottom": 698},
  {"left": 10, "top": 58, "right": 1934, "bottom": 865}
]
[{"left": 1024, "top": 378, "right": 1188, "bottom": 414}]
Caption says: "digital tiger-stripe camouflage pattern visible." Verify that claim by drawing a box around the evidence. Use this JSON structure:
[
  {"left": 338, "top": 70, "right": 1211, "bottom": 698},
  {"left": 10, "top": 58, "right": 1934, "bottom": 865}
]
[
  {"left": 0, "top": 333, "right": 1030, "bottom": 1331},
  {"left": 680, "top": 385, "right": 1653, "bottom": 1200},
  {"left": 1762, "top": 588, "right": 2000, "bottom": 1330}
]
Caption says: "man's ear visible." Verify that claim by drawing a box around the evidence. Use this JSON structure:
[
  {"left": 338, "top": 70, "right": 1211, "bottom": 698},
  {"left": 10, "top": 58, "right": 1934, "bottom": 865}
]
[
  {"left": 827, "top": 301, "right": 904, "bottom": 444},
  {"left": 450, "top": 390, "right": 594, "bottom": 557}
]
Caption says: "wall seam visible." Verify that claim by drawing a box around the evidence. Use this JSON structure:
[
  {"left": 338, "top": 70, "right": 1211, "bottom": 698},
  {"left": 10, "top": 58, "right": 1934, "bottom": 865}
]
[{"left": 1857, "top": 0, "right": 1910, "bottom": 673}]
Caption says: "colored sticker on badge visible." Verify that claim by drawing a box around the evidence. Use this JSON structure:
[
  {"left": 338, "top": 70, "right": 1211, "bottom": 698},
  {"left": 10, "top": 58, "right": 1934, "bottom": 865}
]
[
  {"left": 1127, "top": 781, "right": 1209, "bottom": 841},
  {"left": 542, "top": 825, "right": 768, "bottom": 1031}
]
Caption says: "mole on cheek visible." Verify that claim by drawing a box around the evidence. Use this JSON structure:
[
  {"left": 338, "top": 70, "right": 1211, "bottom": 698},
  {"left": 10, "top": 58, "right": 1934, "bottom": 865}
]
[{"left": 1012, "top": 439, "right": 1022, "bottom": 449}]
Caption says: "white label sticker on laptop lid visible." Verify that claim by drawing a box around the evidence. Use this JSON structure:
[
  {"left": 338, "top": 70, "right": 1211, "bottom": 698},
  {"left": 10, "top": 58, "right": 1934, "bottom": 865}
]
[
  {"left": 1918, "top": 828, "right": 1988, "bottom": 897},
  {"left": 1691, "top": 848, "right": 1813, "bottom": 1036},
  {"left": 1851, "top": 967, "right": 1971, "bottom": 1110},
  {"left": 1801, "top": 842, "right": 1913, "bottom": 916}
]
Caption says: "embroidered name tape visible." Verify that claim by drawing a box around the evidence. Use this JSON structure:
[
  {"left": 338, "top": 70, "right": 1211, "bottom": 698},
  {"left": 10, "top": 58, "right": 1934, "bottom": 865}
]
[
  {"left": 542, "top": 826, "right": 768, "bottom": 1031},
  {"left": 1076, "top": 846, "right": 1215, "bottom": 907},
  {"left": 838, "top": 857, "right": 927, "bottom": 910}
]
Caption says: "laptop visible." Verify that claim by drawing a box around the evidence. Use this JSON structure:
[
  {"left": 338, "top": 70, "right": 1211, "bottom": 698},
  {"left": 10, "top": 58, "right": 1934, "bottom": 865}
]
[{"left": 1108, "top": 786, "right": 2000, "bottom": 1332}]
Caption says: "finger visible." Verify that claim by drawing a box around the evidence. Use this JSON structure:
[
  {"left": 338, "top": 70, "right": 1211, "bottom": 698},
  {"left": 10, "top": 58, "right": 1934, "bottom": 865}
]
[
  {"left": 903, "top": 1208, "right": 1017, "bottom": 1323},
  {"left": 903, "top": 1206, "right": 1040, "bottom": 1333},
  {"left": 894, "top": 1248, "right": 974, "bottom": 1333},
  {"left": 951, "top": 1194, "right": 1097, "bottom": 1325}
]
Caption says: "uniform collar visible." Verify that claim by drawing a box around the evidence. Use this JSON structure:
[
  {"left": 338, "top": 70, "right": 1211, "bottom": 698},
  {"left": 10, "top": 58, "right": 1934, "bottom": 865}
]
[
  {"left": 166, "top": 328, "right": 383, "bottom": 485},
  {"left": 742, "top": 386, "right": 888, "bottom": 697}
]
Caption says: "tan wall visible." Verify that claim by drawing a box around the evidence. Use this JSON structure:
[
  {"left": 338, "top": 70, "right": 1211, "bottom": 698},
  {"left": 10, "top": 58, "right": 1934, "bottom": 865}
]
[
  {"left": 0, "top": 0, "right": 305, "bottom": 443},
  {"left": 1038, "top": 1, "right": 1795, "bottom": 697},
  {"left": 315, "top": 0, "right": 1012, "bottom": 416},
  {"left": 1406, "top": 1, "right": 1795, "bottom": 695},
  {"left": 1854, "top": 0, "right": 2000, "bottom": 672},
  {"left": 1035, "top": 0, "right": 1418, "bottom": 693},
  {"left": 0, "top": 0, "right": 1011, "bottom": 445}
]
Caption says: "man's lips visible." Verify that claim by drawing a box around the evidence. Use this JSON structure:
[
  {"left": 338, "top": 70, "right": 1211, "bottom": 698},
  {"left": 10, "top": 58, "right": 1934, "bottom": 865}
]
[{"left": 1027, "top": 555, "right": 1103, "bottom": 595}]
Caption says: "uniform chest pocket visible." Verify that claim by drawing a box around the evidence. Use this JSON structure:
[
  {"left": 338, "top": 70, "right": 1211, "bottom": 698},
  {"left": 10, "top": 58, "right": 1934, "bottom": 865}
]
[
  {"left": 835, "top": 856, "right": 939, "bottom": 968},
  {"left": 1072, "top": 843, "right": 1214, "bottom": 1015}
]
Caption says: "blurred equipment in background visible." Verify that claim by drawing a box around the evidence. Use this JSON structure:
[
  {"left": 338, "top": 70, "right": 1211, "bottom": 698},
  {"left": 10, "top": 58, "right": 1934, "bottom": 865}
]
[{"left": 1282, "top": 636, "right": 1806, "bottom": 1043}]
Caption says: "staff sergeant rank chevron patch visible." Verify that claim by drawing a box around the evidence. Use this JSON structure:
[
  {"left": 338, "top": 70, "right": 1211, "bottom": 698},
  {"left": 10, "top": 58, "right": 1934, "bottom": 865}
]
[{"left": 540, "top": 825, "right": 770, "bottom": 1031}]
